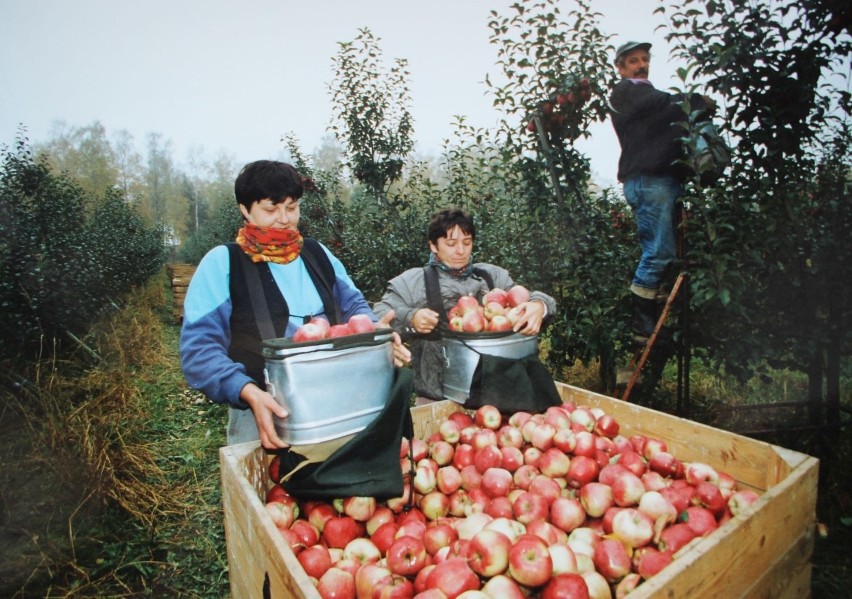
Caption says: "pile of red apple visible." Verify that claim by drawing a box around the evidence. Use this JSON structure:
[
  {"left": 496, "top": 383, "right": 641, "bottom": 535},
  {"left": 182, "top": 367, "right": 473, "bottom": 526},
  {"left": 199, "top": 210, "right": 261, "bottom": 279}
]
[
  {"left": 292, "top": 314, "right": 377, "bottom": 342},
  {"left": 447, "top": 285, "right": 531, "bottom": 334},
  {"left": 263, "top": 403, "right": 761, "bottom": 599}
]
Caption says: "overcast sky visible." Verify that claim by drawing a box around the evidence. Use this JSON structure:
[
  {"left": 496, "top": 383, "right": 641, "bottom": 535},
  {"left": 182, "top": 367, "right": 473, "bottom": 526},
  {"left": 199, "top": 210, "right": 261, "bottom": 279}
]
[{"left": 1, "top": 0, "right": 683, "bottom": 187}]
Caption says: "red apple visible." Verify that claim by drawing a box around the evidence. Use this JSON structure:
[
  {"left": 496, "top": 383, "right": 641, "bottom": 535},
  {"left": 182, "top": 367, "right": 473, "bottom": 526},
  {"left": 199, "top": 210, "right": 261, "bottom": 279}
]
[
  {"left": 642, "top": 438, "right": 668, "bottom": 461},
  {"left": 468, "top": 529, "right": 512, "bottom": 577},
  {"left": 648, "top": 451, "right": 683, "bottom": 478},
  {"left": 539, "top": 447, "right": 571, "bottom": 478},
  {"left": 506, "top": 285, "right": 531, "bottom": 308},
  {"left": 473, "top": 444, "right": 503, "bottom": 474},
  {"left": 481, "top": 467, "right": 513, "bottom": 498},
  {"left": 611, "top": 507, "right": 655, "bottom": 549},
  {"left": 454, "top": 511, "right": 493, "bottom": 541},
  {"left": 484, "top": 496, "right": 515, "bottom": 519},
  {"left": 343, "top": 537, "right": 381, "bottom": 565},
  {"left": 322, "top": 516, "right": 359, "bottom": 549},
  {"left": 481, "top": 574, "right": 527, "bottom": 599},
  {"left": 566, "top": 455, "right": 599, "bottom": 489},
  {"left": 328, "top": 323, "right": 354, "bottom": 338},
  {"left": 635, "top": 546, "right": 674, "bottom": 579},
  {"left": 413, "top": 463, "right": 437, "bottom": 494},
  {"left": 512, "top": 491, "right": 550, "bottom": 525},
  {"left": 550, "top": 496, "right": 587, "bottom": 534},
  {"left": 483, "top": 287, "right": 509, "bottom": 307},
  {"left": 594, "top": 414, "right": 620, "bottom": 438},
  {"left": 500, "top": 446, "right": 524, "bottom": 472},
  {"left": 685, "top": 462, "right": 720, "bottom": 486},
  {"left": 657, "top": 522, "right": 697, "bottom": 553},
  {"left": 728, "top": 489, "right": 760, "bottom": 516},
  {"left": 592, "top": 537, "right": 632, "bottom": 582},
  {"left": 542, "top": 573, "right": 590, "bottom": 599},
  {"left": 461, "top": 309, "right": 486, "bottom": 333},
  {"left": 460, "top": 465, "right": 483, "bottom": 492},
  {"left": 488, "top": 314, "right": 513, "bottom": 331},
  {"left": 448, "top": 411, "right": 475, "bottom": 429},
  {"left": 343, "top": 496, "right": 377, "bottom": 522},
  {"left": 419, "top": 491, "right": 451, "bottom": 521},
  {"left": 692, "top": 480, "right": 727, "bottom": 516},
  {"left": 370, "top": 521, "right": 399, "bottom": 555},
  {"left": 553, "top": 428, "right": 577, "bottom": 453},
  {"left": 436, "top": 465, "right": 463, "bottom": 495},
  {"left": 354, "top": 562, "right": 391, "bottom": 599},
  {"left": 474, "top": 405, "right": 503, "bottom": 430},
  {"left": 513, "top": 464, "right": 540, "bottom": 490},
  {"left": 386, "top": 535, "right": 428, "bottom": 577},
  {"left": 455, "top": 295, "right": 480, "bottom": 315},
  {"left": 526, "top": 519, "right": 565, "bottom": 546},
  {"left": 346, "top": 314, "right": 376, "bottom": 335},
  {"left": 423, "top": 522, "right": 458, "bottom": 556},
  {"left": 316, "top": 567, "right": 355, "bottom": 599},
  {"left": 439, "top": 419, "right": 462, "bottom": 444},
  {"left": 308, "top": 502, "right": 337, "bottom": 534},
  {"left": 425, "top": 557, "right": 481, "bottom": 597},
  {"left": 682, "top": 505, "right": 719, "bottom": 537},
  {"left": 579, "top": 482, "right": 613, "bottom": 518},
  {"left": 429, "top": 440, "right": 455, "bottom": 467},
  {"left": 484, "top": 300, "right": 506, "bottom": 320},
  {"left": 611, "top": 471, "right": 646, "bottom": 507},
  {"left": 297, "top": 543, "right": 332, "bottom": 580},
  {"left": 508, "top": 533, "right": 553, "bottom": 587},
  {"left": 293, "top": 321, "right": 326, "bottom": 342},
  {"left": 528, "top": 474, "right": 562, "bottom": 505},
  {"left": 452, "top": 444, "right": 475, "bottom": 470},
  {"left": 265, "top": 501, "right": 296, "bottom": 530}
]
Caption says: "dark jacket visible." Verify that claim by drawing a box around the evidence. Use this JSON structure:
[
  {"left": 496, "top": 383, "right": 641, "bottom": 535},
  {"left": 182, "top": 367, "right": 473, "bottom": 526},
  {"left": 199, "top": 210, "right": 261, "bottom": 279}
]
[{"left": 610, "top": 78, "right": 706, "bottom": 182}]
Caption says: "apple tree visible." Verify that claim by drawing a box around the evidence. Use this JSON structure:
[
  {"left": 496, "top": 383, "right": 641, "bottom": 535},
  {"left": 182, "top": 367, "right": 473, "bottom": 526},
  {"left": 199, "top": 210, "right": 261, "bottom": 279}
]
[
  {"left": 659, "top": 0, "right": 852, "bottom": 422},
  {"left": 480, "top": 0, "right": 636, "bottom": 388}
]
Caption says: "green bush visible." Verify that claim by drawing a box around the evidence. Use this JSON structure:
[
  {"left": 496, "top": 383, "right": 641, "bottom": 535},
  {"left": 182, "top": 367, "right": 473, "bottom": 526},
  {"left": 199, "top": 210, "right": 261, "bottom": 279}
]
[{"left": 0, "top": 136, "right": 165, "bottom": 359}]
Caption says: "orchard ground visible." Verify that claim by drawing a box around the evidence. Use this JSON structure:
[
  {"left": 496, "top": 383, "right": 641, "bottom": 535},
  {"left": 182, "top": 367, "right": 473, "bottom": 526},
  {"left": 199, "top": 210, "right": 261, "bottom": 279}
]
[{"left": 0, "top": 270, "right": 849, "bottom": 597}]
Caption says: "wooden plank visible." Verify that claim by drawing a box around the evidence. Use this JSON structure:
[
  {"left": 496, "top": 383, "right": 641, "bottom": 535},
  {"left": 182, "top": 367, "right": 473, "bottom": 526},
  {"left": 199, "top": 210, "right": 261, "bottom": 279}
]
[{"left": 221, "top": 443, "right": 320, "bottom": 599}]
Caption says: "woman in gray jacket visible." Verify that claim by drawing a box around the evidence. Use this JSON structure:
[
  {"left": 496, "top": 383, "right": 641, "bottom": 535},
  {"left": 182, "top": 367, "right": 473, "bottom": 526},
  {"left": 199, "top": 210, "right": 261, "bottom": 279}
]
[{"left": 373, "top": 208, "right": 556, "bottom": 403}]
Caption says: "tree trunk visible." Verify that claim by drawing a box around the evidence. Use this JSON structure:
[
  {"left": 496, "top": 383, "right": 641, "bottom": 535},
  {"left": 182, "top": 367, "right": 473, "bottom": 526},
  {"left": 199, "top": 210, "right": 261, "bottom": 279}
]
[{"left": 806, "top": 353, "right": 823, "bottom": 428}]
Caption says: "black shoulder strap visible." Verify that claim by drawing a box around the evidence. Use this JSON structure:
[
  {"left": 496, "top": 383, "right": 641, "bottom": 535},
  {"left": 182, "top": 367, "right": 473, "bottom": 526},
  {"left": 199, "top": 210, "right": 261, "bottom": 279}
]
[
  {"left": 301, "top": 238, "right": 343, "bottom": 325},
  {"left": 233, "top": 247, "right": 278, "bottom": 341},
  {"left": 423, "top": 266, "right": 449, "bottom": 325},
  {"left": 472, "top": 267, "right": 494, "bottom": 289}
]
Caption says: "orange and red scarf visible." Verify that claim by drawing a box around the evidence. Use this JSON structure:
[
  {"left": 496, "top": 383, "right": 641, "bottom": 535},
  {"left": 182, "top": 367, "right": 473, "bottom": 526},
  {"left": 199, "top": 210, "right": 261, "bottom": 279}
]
[{"left": 236, "top": 223, "right": 303, "bottom": 264}]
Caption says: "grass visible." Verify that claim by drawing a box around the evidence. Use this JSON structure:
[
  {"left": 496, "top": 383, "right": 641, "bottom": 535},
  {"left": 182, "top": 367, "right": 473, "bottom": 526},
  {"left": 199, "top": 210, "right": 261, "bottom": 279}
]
[
  {"left": 0, "top": 268, "right": 849, "bottom": 597},
  {"left": 0, "top": 272, "right": 229, "bottom": 598}
]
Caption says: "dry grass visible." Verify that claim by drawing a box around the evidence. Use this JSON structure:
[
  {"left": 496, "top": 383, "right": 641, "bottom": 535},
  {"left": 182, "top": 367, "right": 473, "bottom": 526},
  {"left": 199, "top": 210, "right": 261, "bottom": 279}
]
[{"left": 1, "top": 271, "right": 228, "bottom": 598}]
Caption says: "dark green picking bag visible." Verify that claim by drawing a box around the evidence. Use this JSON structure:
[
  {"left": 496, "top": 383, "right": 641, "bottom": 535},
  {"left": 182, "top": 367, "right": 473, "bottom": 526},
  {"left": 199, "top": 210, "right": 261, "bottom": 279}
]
[
  {"left": 273, "top": 367, "right": 414, "bottom": 501},
  {"left": 466, "top": 351, "right": 562, "bottom": 414}
]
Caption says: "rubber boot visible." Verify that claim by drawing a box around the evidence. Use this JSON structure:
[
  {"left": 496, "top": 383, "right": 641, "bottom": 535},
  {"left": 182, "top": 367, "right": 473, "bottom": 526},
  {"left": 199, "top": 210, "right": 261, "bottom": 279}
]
[{"left": 629, "top": 293, "right": 658, "bottom": 341}]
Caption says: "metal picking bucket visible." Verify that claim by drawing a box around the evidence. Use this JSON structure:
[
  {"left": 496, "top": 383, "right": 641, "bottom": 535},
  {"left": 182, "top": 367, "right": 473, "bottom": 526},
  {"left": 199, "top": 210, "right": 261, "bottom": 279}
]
[
  {"left": 262, "top": 329, "right": 395, "bottom": 445},
  {"left": 441, "top": 331, "right": 538, "bottom": 403}
]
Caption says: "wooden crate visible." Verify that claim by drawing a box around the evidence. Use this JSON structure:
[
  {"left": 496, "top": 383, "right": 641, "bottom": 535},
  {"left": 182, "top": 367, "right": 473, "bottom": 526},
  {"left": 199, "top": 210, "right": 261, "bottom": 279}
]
[
  {"left": 219, "top": 383, "right": 818, "bottom": 599},
  {"left": 166, "top": 263, "right": 196, "bottom": 323}
]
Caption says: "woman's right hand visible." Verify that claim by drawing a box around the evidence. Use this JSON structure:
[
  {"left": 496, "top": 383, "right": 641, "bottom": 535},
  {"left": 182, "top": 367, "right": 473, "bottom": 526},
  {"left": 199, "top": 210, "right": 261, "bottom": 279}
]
[
  {"left": 412, "top": 308, "right": 439, "bottom": 334},
  {"left": 241, "top": 383, "right": 289, "bottom": 449}
]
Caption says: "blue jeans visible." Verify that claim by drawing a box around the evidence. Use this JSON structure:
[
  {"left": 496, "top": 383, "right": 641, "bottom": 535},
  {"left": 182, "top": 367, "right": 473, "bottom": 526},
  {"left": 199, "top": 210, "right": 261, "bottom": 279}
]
[{"left": 623, "top": 175, "right": 681, "bottom": 293}]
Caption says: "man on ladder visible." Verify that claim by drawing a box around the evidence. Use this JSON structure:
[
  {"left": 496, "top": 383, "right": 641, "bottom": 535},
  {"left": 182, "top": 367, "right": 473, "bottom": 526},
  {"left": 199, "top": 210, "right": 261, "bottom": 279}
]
[{"left": 609, "top": 40, "right": 716, "bottom": 401}]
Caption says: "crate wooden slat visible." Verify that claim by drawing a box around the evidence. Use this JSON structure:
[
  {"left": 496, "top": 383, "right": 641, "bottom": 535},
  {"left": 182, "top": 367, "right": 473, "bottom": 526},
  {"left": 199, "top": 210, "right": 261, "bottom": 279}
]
[
  {"left": 219, "top": 382, "right": 818, "bottom": 599},
  {"left": 166, "top": 263, "right": 196, "bottom": 323}
]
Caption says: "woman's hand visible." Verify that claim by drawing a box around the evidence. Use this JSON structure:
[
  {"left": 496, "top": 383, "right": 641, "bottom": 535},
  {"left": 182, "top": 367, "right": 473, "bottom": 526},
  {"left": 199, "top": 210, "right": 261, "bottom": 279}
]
[
  {"left": 512, "top": 300, "right": 547, "bottom": 335},
  {"left": 241, "top": 382, "right": 289, "bottom": 449},
  {"left": 377, "top": 310, "right": 412, "bottom": 366},
  {"left": 411, "top": 308, "right": 440, "bottom": 334}
]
